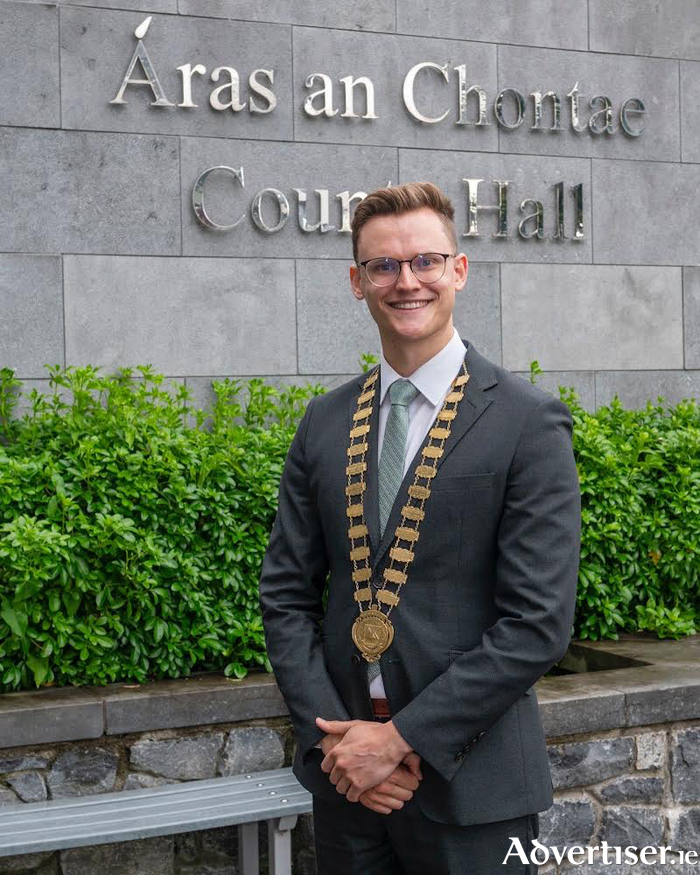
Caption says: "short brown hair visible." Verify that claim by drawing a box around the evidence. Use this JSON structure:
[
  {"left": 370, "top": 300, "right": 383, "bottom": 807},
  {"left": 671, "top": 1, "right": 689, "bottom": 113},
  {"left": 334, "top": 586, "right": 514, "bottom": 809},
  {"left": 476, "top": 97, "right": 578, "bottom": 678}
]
[{"left": 350, "top": 181, "right": 457, "bottom": 264}]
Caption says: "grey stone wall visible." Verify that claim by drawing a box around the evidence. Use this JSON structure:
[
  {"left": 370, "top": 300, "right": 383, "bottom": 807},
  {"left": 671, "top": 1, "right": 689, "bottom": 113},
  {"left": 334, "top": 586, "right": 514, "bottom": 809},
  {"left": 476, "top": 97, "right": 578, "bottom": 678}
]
[
  {"left": 541, "top": 725, "right": 700, "bottom": 873},
  {"left": 0, "top": 636, "right": 698, "bottom": 873},
  {"left": 0, "top": 0, "right": 698, "bottom": 412},
  {"left": 2, "top": 716, "right": 700, "bottom": 874}
]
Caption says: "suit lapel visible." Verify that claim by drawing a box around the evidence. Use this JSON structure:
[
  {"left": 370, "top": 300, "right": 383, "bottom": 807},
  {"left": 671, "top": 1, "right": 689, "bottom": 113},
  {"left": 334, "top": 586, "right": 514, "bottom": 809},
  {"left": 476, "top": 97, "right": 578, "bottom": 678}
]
[{"left": 347, "top": 341, "right": 499, "bottom": 574}]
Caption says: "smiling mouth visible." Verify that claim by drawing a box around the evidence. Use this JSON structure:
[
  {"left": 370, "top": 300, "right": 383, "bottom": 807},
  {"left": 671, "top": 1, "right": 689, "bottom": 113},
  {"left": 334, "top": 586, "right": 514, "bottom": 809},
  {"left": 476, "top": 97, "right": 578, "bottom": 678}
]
[{"left": 389, "top": 300, "right": 434, "bottom": 310}]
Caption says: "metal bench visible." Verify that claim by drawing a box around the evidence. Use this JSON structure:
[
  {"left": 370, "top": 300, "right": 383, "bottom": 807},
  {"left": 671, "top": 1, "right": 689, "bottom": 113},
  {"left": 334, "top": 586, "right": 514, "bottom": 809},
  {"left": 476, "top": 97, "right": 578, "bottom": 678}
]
[{"left": 0, "top": 766, "right": 313, "bottom": 875}]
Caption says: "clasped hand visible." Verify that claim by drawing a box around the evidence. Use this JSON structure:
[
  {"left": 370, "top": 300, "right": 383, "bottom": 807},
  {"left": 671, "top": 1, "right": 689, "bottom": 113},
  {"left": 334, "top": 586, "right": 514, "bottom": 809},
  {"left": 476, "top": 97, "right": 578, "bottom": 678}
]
[{"left": 315, "top": 716, "right": 422, "bottom": 815}]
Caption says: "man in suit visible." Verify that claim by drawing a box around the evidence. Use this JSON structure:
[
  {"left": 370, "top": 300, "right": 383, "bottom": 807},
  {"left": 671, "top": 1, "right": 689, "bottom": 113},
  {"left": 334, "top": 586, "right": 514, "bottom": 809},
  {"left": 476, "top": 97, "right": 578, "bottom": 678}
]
[{"left": 258, "top": 181, "right": 581, "bottom": 873}]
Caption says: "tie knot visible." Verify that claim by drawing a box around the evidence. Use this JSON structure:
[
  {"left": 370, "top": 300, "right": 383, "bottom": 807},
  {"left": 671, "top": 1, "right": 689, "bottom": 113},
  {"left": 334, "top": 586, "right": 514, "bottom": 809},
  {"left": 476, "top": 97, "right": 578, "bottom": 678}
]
[{"left": 389, "top": 379, "right": 419, "bottom": 408}]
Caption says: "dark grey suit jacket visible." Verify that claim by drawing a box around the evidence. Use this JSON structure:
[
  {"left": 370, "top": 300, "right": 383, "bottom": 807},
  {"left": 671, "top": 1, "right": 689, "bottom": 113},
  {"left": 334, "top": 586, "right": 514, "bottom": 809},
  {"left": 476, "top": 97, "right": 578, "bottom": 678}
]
[{"left": 258, "top": 338, "right": 581, "bottom": 825}]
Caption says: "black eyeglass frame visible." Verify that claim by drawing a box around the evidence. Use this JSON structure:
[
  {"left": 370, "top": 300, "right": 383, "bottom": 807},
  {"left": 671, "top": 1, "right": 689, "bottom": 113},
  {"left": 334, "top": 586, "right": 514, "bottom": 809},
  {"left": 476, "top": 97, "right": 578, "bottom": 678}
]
[{"left": 358, "top": 252, "right": 456, "bottom": 287}]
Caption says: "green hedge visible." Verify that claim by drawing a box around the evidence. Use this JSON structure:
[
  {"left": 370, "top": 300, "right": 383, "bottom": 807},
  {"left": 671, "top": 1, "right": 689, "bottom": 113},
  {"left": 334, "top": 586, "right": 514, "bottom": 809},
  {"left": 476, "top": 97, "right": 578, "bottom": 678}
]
[
  {"left": 562, "top": 383, "right": 699, "bottom": 640},
  {"left": 0, "top": 362, "right": 697, "bottom": 693},
  {"left": 0, "top": 364, "right": 323, "bottom": 692}
]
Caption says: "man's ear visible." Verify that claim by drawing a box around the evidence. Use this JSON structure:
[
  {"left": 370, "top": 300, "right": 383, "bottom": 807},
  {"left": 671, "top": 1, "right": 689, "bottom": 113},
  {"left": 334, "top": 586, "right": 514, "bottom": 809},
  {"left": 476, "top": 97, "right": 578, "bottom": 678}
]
[
  {"left": 454, "top": 253, "right": 468, "bottom": 291},
  {"left": 349, "top": 264, "right": 365, "bottom": 301}
]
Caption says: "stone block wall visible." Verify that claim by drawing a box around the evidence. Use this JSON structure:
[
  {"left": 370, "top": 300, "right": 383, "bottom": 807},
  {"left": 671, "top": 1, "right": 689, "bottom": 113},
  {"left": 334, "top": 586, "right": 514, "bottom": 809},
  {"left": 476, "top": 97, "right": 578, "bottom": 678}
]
[
  {"left": 0, "top": 635, "right": 699, "bottom": 873},
  {"left": 2, "top": 717, "right": 700, "bottom": 873},
  {"left": 541, "top": 724, "right": 700, "bottom": 872},
  {"left": 1, "top": 0, "right": 699, "bottom": 412}
]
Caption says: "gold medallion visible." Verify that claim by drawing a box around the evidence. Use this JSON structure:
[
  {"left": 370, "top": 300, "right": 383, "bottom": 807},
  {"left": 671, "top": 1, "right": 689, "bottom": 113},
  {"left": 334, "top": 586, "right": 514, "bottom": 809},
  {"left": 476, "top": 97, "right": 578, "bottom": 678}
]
[{"left": 352, "top": 609, "right": 395, "bottom": 662}]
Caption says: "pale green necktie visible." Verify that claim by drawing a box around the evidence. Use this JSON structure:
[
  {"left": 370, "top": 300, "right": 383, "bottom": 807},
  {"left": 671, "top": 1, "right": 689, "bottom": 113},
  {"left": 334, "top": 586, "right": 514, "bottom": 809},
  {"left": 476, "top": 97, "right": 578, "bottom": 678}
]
[{"left": 367, "top": 378, "right": 420, "bottom": 688}]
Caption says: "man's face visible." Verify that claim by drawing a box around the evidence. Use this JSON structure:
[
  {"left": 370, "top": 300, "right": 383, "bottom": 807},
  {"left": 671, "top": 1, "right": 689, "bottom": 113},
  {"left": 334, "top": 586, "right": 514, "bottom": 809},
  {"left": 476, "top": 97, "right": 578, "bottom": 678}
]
[{"left": 349, "top": 207, "right": 468, "bottom": 349}]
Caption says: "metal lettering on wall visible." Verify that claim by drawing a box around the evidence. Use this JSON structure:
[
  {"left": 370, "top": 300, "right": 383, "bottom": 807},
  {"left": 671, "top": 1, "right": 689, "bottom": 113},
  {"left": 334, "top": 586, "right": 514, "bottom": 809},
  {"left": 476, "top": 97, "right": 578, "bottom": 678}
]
[
  {"left": 110, "top": 19, "right": 647, "bottom": 137},
  {"left": 109, "top": 17, "right": 651, "bottom": 244},
  {"left": 110, "top": 17, "right": 276, "bottom": 113},
  {"left": 192, "top": 168, "right": 586, "bottom": 241}
]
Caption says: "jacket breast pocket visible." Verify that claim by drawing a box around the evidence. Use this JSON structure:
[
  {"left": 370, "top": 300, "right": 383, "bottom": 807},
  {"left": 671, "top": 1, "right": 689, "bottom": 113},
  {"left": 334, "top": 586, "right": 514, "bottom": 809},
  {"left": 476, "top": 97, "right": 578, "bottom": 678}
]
[
  {"left": 404, "top": 473, "right": 496, "bottom": 577},
  {"left": 431, "top": 472, "right": 496, "bottom": 492},
  {"left": 424, "top": 472, "right": 498, "bottom": 574}
]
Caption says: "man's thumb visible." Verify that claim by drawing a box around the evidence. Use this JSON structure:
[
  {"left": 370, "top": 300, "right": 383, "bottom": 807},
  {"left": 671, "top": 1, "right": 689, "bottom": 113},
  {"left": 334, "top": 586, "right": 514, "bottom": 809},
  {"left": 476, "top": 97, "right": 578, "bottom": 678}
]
[
  {"left": 402, "top": 752, "right": 423, "bottom": 780},
  {"left": 316, "top": 716, "right": 355, "bottom": 730}
]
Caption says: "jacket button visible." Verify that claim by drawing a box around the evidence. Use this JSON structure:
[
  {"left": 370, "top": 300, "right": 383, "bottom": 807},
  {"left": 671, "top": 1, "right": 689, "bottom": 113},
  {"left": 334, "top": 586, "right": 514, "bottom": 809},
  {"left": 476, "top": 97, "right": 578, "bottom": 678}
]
[
  {"left": 454, "top": 752, "right": 464, "bottom": 762},
  {"left": 352, "top": 653, "right": 361, "bottom": 664}
]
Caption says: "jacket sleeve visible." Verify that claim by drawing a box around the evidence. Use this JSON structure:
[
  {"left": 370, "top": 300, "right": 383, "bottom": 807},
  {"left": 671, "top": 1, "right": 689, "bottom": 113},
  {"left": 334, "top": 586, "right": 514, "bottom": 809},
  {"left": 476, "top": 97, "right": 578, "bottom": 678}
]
[
  {"left": 258, "top": 395, "right": 351, "bottom": 764},
  {"left": 390, "top": 394, "right": 581, "bottom": 783}
]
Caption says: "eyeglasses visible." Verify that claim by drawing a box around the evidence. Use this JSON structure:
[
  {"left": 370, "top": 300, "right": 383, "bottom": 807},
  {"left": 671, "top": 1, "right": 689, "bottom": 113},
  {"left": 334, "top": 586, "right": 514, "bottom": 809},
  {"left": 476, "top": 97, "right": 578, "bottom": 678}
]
[{"left": 358, "top": 253, "right": 455, "bottom": 287}]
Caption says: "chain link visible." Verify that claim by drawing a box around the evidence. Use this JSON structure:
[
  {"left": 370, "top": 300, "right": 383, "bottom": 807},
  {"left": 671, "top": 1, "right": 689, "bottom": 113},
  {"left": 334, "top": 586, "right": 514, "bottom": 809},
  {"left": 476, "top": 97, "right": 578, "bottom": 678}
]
[{"left": 345, "top": 362, "right": 471, "bottom": 624}]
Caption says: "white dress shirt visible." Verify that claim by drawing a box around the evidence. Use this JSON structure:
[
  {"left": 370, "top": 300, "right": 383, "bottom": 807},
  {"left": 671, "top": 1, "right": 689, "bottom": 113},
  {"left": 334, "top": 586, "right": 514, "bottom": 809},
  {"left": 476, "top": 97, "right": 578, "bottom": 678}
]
[{"left": 369, "top": 326, "right": 468, "bottom": 698}]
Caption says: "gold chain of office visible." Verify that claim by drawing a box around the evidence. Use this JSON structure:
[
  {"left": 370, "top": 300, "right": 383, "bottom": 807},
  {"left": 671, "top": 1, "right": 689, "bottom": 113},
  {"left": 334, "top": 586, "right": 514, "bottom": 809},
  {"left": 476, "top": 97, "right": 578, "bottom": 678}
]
[{"left": 346, "top": 361, "right": 470, "bottom": 663}]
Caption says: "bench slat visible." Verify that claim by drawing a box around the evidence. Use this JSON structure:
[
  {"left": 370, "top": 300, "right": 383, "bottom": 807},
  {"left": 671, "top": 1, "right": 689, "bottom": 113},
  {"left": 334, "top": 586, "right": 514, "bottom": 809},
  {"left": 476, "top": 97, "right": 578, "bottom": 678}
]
[
  {"left": 0, "top": 784, "right": 311, "bottom": 835},
  {"left": 0, "top": 771, "right": 302, "bottom": 825},
  {"left": 0, "top": 768, "right": 313, "bottom": 858},
  {"left": 0, "top": 768, "right": 297, "bottom": 814},
  {"left": 0, "top": 795, "right": 312, "bottom": 856}
]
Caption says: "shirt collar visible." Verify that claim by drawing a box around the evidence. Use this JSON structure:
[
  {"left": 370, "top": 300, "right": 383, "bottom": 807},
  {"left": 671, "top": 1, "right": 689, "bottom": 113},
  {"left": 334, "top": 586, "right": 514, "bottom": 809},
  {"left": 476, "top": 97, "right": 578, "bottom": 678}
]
[{"left": 379, "top": 328, "right": 468, "bottom": 406}]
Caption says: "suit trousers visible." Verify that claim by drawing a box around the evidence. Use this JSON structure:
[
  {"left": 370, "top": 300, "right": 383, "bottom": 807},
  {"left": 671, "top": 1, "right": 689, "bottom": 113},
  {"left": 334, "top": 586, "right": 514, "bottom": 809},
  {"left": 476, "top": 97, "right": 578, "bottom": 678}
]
[
  {"left": 314, "top": 791, "right": 539, "bottom": 875},
  {"left": 312, "top": 716, "right": 540, "bottom": 875}
]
